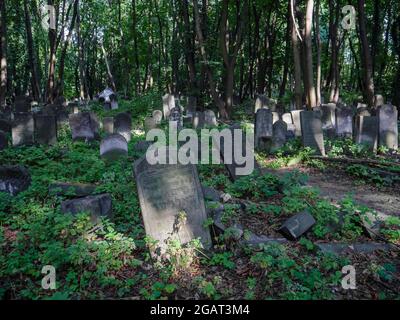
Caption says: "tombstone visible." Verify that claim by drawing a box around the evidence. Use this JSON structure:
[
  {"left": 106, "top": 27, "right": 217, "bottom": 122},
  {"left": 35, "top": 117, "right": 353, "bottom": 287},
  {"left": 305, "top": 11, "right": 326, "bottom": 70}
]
[
  {"left": 192, "top": 111, "right": 205, "bottom": 129},
  {"left": 187, "top": 96, "right": 197, "bottom": 115},
  {"left": 374, "top": 95, "right": 385, "bottom": 108},
  {"left": 300, "top": 111, "right": 326, "bottom": 156},
  {"left": 321, "top": 103, "right": 336, "bottom": 129},
  {"left": 114, "top": 112, "right": 132, "bottom": 142},
  {"left": 356, "top": 103, "right": 370, "bottom": 117},
  {"left": 170, "top": 107, "right": 183, "bottom": 128},
  {"left": 102, "top": 117, "right": 114, "bottom": 134},
  {"left": 152, "top": 110, "right": 163, "bottom": 124},
  {"left": 144, "top": 117, "right": 158, "bottom": 133},
  {"left": 255, "top": 109, "right": 273, "bottom": 150},
  {"left": 286, "top": 124, "right": 296, "bottom": 140},
  {"left": 133, "top": 140, "right": 152, "bottom": 153},
  {"left": 378, "top": 105, "right": 398, "bottom": 150},
  {"left": 0, "top": 165, "right": 31, "bottom": 196},
  {"left": 354, "top": 116, "right": 378, "bottom": 152},
  {"left": 61, "top": 194, "right": 112, "bottom": 224},
  {"left": 13, "top": 96, "right": 31, "bottom": 113},
  {"left": 0, "top": 119, "right": 11, "bottom": 134},
  {"left": 271, "top": 120, "right": 287, "bottom": 152},
  {"left": 162, "top": 94, "right": 175, "bottom": 120},
  {"left": 282, "top": 113, "right": 293, "bottom": 125},
  {"left": 204, "top": 109, "right": 217, "bottom": 127},
  {"left": 290, "top": 110, "right": 304, "bottom": 137},
  {"left": 134, "top": 148, "right": 212, "bottom": 254},
  {"left": 272, "top": 112, "right": 280, "bottom": 124},
  {"left": 335, "top": 107, "right": 353, "bottom": 138},
  {"left": 98, "top": 88, "right": 118, "bottom": 110},
  {"left": 279, "top": 210, "right": 316, "bottom": 240},
  {"left": 110, "top": 94, "right": 119, "bottom": 110},
  {"left": 12, "top": 113, "right": 34, "bottom": 146},
  {"left": 254, "top": 95, "right": 269, "bottom": 113},
  {"left": 69, "top": 112, "right": 98, "bottom": 141},
  {"left": 0, "top": 131, "right": 7, "bottom": 151},
  {"left": 34, "top": 114, "right": 57, "bottom": 145},
  {"left": 100, "top": 134, "right": 128, "bottom": 161}
]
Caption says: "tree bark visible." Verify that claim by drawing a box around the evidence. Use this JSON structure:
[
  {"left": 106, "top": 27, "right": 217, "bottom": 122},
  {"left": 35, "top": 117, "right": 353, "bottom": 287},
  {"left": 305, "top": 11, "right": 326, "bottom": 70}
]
[
  {"left": 290, "top": 0, "right": 303, "bottom": 109},
  {"left": 315, "top": 0, "right": 321, "bottom": 105},
  {"left": 304, "top": 0, "right": 316, "bottom": 109},
  {"left": 0, "top": 0, "right": 7, "bottom": 107}
]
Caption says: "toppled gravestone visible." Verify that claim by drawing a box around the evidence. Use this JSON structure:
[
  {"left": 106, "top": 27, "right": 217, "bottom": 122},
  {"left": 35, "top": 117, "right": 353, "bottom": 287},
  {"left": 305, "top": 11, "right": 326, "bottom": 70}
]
[
  {"left": 100, "top": 134, "right": 128, "bottom": 161},
  {"left": 61, "top": 193, "right": 112, "bottom": 223},
  {"left": 0, "top": 165, "right": 31, "bottom": 196},
  {"left": 279, "top": 210, "right": 316, "bottom": 240},
  {"left": 49, "top": 182, "right": 97, "bottom": 197},
  {"left": 316, "top": 243, "right": 390, "bottom": 255}
]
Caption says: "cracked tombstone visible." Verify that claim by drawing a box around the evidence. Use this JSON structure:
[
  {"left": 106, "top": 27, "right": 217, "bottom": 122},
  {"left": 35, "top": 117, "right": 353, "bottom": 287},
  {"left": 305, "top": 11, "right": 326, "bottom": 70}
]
[
  {"left": 134, "top": 147, "right": 212, "bottom": 255},
  {"left": 335, "top": 107, "right": 353, "bottom": 138},
  {"left": 300, "top": 111, "right": 326, "bottom": 156},
  {"left": 61, "top": 194, "right": 112, "bottom": 224},
  {"left": 69, "top": 112, "right": 99, "bottom": 141},
  {"left": 271, "top": 120, "right": 287, "bottom": 153},
  {"left": 114, "top": 112, "right": 132, "bottom": 142},
  {"left": 162, "top": 94, "right": 175, "bottom": 120},
  {"left": 279, "top": 210, "right": 316, "bottom": 240},
  {"left": 12, "top": 113, "right": 34, "bottom": 146},
  {"left": 34, "top": 114, "right": 57, "bottom": 145},
  {"left": 102, "top": 117, "right": 114, "bottom": 134},
  {"left": 378, "top": 104, "right": 398, "bottom": 151},
  {"left": 255, "top": 109, "right": 273, "bottom": 151},
  {"left": 100, "top": 134, "right": 128, "bottom": 162},
  {"left": 152, "top": 110, "right": 163, "bottom": 125},
  {"left": 0, "top": 165, "right": 31, "bottom": 196},
  {"left": 204, "top": 109, "right": 217, "bottom": 127},
  {"left": 290, "top": 110, "right": 304, "bottom": 137},
  {"left": 354, "top": 116, "right": 378, "bottom": 152}
]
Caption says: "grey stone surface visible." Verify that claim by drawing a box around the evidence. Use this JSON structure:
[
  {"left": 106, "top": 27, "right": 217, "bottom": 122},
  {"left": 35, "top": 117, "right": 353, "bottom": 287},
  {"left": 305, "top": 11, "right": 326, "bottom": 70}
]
[
  {"left": 204, "top": 110, "right": 217, "bottom": 127},
  {"left": 378, "top": 104, "right": 398, "bottom": 150},
  {"left": 374, "top": 95, "right": 385, "bottom": 108},
  {"left": 317, "top": 243, "right": 390, "bottom": 255},
  {"left": 321, "top": 103, "right": 336, "bottom": 129},
  {"left": 152, "top": 110, "right": 163, "bottom": 124},
  {"left": 0, "top": 131, "right": 7, "bottom": 150},
  {"left": 255, "top": 109, "right": 273, "bottom": 150},
  {"left": 133, "top": 140, "right": 152, "bottom": 153},
  {"left": 279, "top": 210, "right": 316, "bottom": 240},
  {"left": 187, "top": 96, "right": 197, "bottom": 115},
  {"left": 61, "top": 193, "right": 112, "bottom": 223},
  {"left": 100, "top": 134, "right": 128, "bottom": 161},
  {"left": 254, "top": 95, "right": 269, "bottom": 113},
  {"left": 162, "top": 94, "right": 175, "bottom": 120},
  {"left": 290, "top": 110, "right": 303, "bottom": 137},
  {"left": 335, "top": 107, "right": 353, "bottom": 138},
  {"left": 69, "top": 112, "right": 98, "bottom": 141},
  {"left": 134, "top": 149, "right": 212, "bottom": 253},
  {"left": 271, "top": 120, "right": 287, "bottom": 152},
  {"left": 192, "top": 111, "right": 205, "bottom": 129},
  {"left": 34, "top": 114, "right": 57, "bottom": 145},
  {"left": 170, "top": 107, "right": 183, "bottom": 128},
  {"left": 300, "top": 111, "right": 326, "bottom": 156},
  {"left": 272, "top": 112, "right": 280, "bottom": 124},
  {"left": 0, "top": 165, "right": 31, "bottom": 196},
  {"left": 202, "top": 185, "right": 221, "bottom": 202},
  {"left": 12, "top": 113, "right": 34, "bottom": 146},
  {"left": 282, "top": 113, "right": 293, "bottom": 125},
  {"left": 241, "top": 233, "right": 288, "bottom": 248},
  {"left": 354, "top": 116, "right": 378, "bottom": 152},
  {"left": 144, "top": 117, "right": 158, "bottom": 133},
  {"left": 115, "top": 112, "right": 132, "bottom": 142},
  {"left": 102, "top": 117, "right": 114, "bottom": 134},
  {"left": 49, "top": 182, "right": 97, "bottom": 197}
]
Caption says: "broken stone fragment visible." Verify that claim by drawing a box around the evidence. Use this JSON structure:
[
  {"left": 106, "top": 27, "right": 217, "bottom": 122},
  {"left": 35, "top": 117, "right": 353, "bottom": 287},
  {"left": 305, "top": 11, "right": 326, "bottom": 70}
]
[
  {"left": 61, "top": 193, "right": 112, "bottom": 223},
  {"left": 221, "top": 193, "right": 233, "bottom": 203},
  {"left": 0, "top": 165, "right": 31, "bottom": 196},
  {"left": 49, "top": 182, "right": 97, "bottom": 198},
  {"left": 202, "top": 185, "right": 221, "bottom": 202},
  {"left": 279, "top": 210, "right": 316, "bottom": 240}
]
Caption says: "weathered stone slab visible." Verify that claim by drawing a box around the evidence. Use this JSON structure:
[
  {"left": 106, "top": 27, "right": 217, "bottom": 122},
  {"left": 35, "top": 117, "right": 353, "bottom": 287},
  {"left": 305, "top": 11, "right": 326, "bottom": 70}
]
[
  {"left": 115, "top": 112, "right": 132, "bottom": 142},
  {"left": 255, "top": 109, "right": 273, "bottom": 150},
  {"left": 254, "top": 95, "right": 269, "bottom": 113},
  {"left": 354, "top": 116, "right": 378, "bottom": 152},
  {"left": 241, "top": 233, "right": 288, "bottom": 248},
  {"left": 100, "top": 134, "right": 128, "bottom": 161},
  {"left": 321, "top": 103, "right": 336, "bottom": 129},
  {"left": 162, "top": 94, "right": 175, "bottom": 120},
  {"left": 204, "top": 110, "right": 217, "bottom": 127},
  {"left": 300, "top": 111, "right": 326, "bottom": 156},
  {"left": 49, "top": 182, "right": 97, "bottom": 197},
  {"left": 282, "top": 113, "right": 293, "bottom": 125},
  {"left": 133, "top": 141, "right": 152, "bottom": 153},
  {"left": 290, "top": 110, "right": 303, "bottom": 137},
  {"left": 378, "top": 104, "right": 398, "bottom": 150},
  {"left": 34, "top": 114, "right": 57, "bottom": 145},
  {"left": 335, "top": 107, "right": 353, "bottom": 138},
  {"left": 0, "top": 131, "right": 7, "bottom": 150},
  {"left": 12, "top": 113, "right": 34, "bottom": 146},
  {"left": 271, "top": 120, "right": 287, "bottom": 152},
  {"left": 69, "top": 112, "right": 98, "bottom": 141},
  {"left": 279, "top": 210, "right": 316, "bottom": 240},
  {"left": 170, "top": 107, "right": 183, "bottom": 128},
  {"left": 202, "top": 185, "right": 221, "bottom": 202},
  {"left": 317, "top": 243, "right": 390, "bottom": 255},
  {"left": 61, "top": 194, "right": 112, "bottom": 223},
  {"left": 152, "top": 110, "right": 163, "bottom": 124},
  {"left": 102, "top": 117, "right": 114, "bottom": 134},
  {"left": 134, "top": 149, "right": 212, "bottom": 253},
  {"left": 0, "top": 165, "right": 31, "bottom": 196}
]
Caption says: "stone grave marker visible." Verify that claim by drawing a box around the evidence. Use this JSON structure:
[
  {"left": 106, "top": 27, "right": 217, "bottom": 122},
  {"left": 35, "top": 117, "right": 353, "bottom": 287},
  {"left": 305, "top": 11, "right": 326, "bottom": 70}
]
[
  {"left": 69, "top": 112, "right": 98, "bottom": 141},
  {"left": 290, "top": 110, "right": 304, "bottom": 137},
  {"left": 204, "top": 109, "right": 217, "bottom": 127},
  {"left": 12, "top": 113, "right": 34, "bottom": 146},
  {"left": 115, "top": 112, "right": 132, "bottom": 142},
  {"left": 100, "top": 134, "right": 128, "bottom": 161},
  {"left": 134, "top": 148, "right": 212, "bottom": 254},
  {"left": 255, "top": 109, "right": 273, "bottom": 150},
  {"left": 271, "top": 120, "right": 287, "bottom": 152},
  {"left": 0, "top": 131, "right": 7, "bottom": 150},
  {"left": 279, "top": 210, "right": 316, "bottom": 240},
  {"left": 354, "top": 116, "right": 378, "bottom": 152},
  {"left": 0, "top": 165, "right": 31, "bottom": 196},
  {"left": 378, "top": 104, "right": 398, "bottom": 150},
  {"left": 34, "top": 114, "right": 57, "bottom": 145},
  {"left": 321, "top": 103, "right": 336, "bottom": 129},
  {"left": 254, "top": 95, "right": 269, "bottom": 113},
  {"left": 374, "top": 95, "right": 385, "bottom": 108},
  {"left": 272, "top": 112, "right": 280, "bottom": 124},
  {"left": 282, "top": 113, "right": 293, "bottom": 125},
  {"left": 162, "top": 94, "right": 175, "bottom": 120},
  {"left": 102, "top": 117, "right": 114, "bottom": 134},
  {"left": 300, "top": 111, "right": 326, "bottom": 156},
  {"left": 335, "top": 107, "right": 353, "bottom": 138},
  {"left": 152, "top": 110, "right": 163, "bottom": 124}
]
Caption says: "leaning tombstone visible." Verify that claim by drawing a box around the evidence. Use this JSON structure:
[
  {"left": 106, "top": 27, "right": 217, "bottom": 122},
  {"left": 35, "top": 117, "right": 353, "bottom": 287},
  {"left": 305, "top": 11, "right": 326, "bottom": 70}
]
[
  {"left": 271, "top": 120, "right": 287, "bottom": 153},
  {"left": 152, "top": 110, "right": 163, "bottom": 124},
  {"left": 144, "top": 117, "right": 158, "bottom": 133},
  {"left": 335, "top": 107, "right": 353, "bottom": 138},
  {"left": 204, "top": 109, "right": 217, "bottom": 127},
  {"left": 378, "top": 104, "right": 398, "bottom": 150},
  {"left": 134, "top": 147, "right": 212, "bottom": 255},
  {"left": 102, "top": 117, "right": 114, "bottom": 134},
  {"left": 354, "top": 116, "right": 378, "bottom": 152},
  {"left": 255, "top": 109, "right": 273, "bottom": 150},
  {"left": 0, "top": 165, "right": 31, "bottom": 196},
  {"left": 12, "top": 113, "right": 34, "bottom": 146},
  {"left": 100, "top": 134, "right": 128, "bottom": 162},
  {"left": 0, "top": 131, "right": 7, "bottom": 150},
  {"left": 290, "top": 110, "right": 304, "bottom": 137},
  {"left": 114, "top": 112, "right": 132, "bottom": 142},
  {"left": 192, "top": 111, "right": 205, "bottom": 129},
  {"left": 34, "top": 114, "right": 57, "bottom": 145},
  {"left": 69, "top": 112, "right": 96, "bottom": 141},
  {"left": 300, "top": 111, "right": 326, "bottom": 156}
]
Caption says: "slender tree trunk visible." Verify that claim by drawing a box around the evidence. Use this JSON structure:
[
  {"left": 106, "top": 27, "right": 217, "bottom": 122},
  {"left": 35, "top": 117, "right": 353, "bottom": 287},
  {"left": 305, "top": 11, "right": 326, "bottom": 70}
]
[
  {"left": 290, "top": 0, "right": 302, "bottom": 109},
  {"left": 100, "top": 41, "right": 117, "bottom": 92},
  {"left": 132, "top": 0, "right": 140, "bottom": 95},
  {"left": 304, "top": 0, "right": 316, "bottom": 109},
  {"left": 0, "top": 0, "right": 7, "bottom": 107},
  {"left": 315, "top": 0, "right": 321, "bottom": 105},
  {"left": 46, "top": 0, "right": 57, "bottom": 103}
]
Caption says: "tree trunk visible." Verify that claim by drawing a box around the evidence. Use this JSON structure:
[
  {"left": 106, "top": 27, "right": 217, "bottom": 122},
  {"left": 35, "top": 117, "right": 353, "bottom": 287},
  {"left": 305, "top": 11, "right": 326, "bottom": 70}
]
[
  {"left": 304, "top": 0, "right": 316, "bottom": 109},
  {"left": 0, "top": 0, "right": 7, "bottom": 107},
  {"left": 315, "top": 0, "right": 321, "bottom": 105},
  {"left": 100, "top": 41, "right": 117, "bottom": 92},
  {"left": 290, "top": 0, "right": 302, "bottom": 109},
  {"left": 46, "top": 0, "right": 57, "bottom": 103}
]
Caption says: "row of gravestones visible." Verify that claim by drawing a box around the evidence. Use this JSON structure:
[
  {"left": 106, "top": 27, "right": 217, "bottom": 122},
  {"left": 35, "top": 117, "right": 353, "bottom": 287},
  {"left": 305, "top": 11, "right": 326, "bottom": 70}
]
[{"left": 255, "top": 103, "right": 399, "bottom": 156}]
